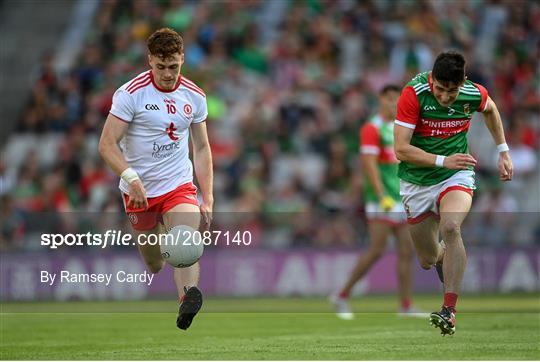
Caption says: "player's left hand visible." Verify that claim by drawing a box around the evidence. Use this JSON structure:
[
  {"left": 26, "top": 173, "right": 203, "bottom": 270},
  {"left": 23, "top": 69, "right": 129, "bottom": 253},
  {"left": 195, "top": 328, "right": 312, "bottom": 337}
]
[
  {"left": 379, "top": 195, "right": 396, "bottom": 212},
  {"left": 498, "top": 152, "right": 513, "bottom": 181},
  {"left": 199, "top": 198, "right": 213, "bottom": 231}
]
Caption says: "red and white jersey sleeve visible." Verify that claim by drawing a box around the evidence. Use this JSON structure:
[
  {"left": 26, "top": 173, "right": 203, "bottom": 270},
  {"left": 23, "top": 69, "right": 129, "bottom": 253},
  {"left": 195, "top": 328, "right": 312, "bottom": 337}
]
[
  {"left": 184, "top": 81, "right": 208, "bottom": 123},
  {"left": 395, "top": 86, "right": 420, "bottom": 130},
  {"left": 109, "top": 71, "right": 208, "bottom": 197},
  {"left": 474, "top": 83, "right": 489, "bottom": 112},
  {"left": 193, "top": 102, "right": 208, "bottom": 123},
  {"left": 110, "top": 89, "right": 136, "bottom": 122},
  {"left": 360, "top": 123, "right": 381, "bottom": 155}
]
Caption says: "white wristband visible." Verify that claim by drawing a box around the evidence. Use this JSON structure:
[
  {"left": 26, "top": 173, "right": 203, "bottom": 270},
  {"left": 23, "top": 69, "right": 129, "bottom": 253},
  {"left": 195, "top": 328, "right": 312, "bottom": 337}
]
[
  {"left": 435, "top": 155, "right": 446, "bottom": 168},
  {"left": 497, "top": 143, "right": 509, "bottom": 153},
  {"left": 120, "top": 167, "right": 140, "bottom": 184}
]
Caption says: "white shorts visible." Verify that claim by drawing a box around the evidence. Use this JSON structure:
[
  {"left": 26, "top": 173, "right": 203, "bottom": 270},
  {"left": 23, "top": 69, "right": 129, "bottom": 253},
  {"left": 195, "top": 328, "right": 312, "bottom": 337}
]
[
  {"left": 400, "top": 170, "right": 475, "bottom": 224},
  {"left": 365, "top": 202, "right": 407, "bottom": 225}
]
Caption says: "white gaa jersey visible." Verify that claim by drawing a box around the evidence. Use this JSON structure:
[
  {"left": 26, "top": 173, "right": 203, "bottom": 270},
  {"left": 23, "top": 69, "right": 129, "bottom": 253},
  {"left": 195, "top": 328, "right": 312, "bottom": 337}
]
[{"left": 109, "top": 70, "right": 208, "bottom": 197}]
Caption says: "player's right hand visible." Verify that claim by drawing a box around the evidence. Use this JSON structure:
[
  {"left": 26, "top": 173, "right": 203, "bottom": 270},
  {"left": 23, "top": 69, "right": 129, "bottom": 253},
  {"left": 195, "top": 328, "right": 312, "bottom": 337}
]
[
  {"left": 127, "top": 180, "right": 148, "bottom": 210},
  {"left": 443, "top": 153, "right": 477, "bottom": 170}
]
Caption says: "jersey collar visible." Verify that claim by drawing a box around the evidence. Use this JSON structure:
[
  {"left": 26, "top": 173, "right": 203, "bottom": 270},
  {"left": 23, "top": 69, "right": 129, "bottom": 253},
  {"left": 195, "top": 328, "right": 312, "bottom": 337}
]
[{"left": 150, "top": 71, "right": 182, "bottom": 93}]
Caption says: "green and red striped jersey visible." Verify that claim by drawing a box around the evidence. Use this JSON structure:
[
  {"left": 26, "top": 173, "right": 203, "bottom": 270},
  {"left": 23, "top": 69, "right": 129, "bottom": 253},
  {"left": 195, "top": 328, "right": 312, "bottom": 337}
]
[
  {"left": 360, "top": 115, "right": 400, "bottom": 202},
  {"left": 395, "top": 72, "right": 488, "bottom": 186}
]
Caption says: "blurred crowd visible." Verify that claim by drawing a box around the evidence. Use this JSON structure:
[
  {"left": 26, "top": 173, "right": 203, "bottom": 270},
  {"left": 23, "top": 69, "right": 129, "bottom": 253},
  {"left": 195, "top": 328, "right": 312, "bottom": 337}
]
[{"left": 2, "top": 0, "right": 539, "bottom": 250}]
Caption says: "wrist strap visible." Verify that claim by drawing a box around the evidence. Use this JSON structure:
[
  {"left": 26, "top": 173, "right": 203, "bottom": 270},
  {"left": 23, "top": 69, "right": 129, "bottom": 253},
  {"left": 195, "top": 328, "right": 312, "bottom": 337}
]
[
  {"left": 435, "top": 155, "right": 446, "bottom": 168},
  {"left": 497, "top": 143, "right": 509, "bottom": 153},
  {"left": 120, "top": 167, "right": 140, "bottom": 184}
]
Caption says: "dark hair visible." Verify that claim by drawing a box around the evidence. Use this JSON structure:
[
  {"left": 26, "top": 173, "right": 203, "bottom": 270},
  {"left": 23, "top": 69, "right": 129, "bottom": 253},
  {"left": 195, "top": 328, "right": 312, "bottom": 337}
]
[
  {"left": 147, "top": 28, "right": 183, "bottom": 60},
  {"left": 432, "top": 51, "right": 466, "bottom": 85},
  {"left": 380, "top": 84, "right": 401, "bottom": 95}
]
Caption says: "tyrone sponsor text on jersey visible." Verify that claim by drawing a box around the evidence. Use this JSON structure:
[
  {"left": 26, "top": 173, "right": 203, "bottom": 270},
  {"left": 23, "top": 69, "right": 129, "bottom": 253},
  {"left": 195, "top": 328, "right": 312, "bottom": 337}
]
[{"left": 152, "top": 141, "right": 181, "bottom": 159}]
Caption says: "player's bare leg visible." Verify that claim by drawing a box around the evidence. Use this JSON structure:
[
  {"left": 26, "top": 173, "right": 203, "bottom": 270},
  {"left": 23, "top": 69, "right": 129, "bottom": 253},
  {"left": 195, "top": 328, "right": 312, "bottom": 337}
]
[
  {"left": 172, "top": 262, "right": 199, "bottom": 296},
  {"left": 163, "top": 203, "right": 203, "bottom": 330},
  {"left": 163, "top": 203, "right": 201, "bottom": 296},
  {"left": 135, "top": 224, "right": 165, "bottom": 274},
  {"left": 430, "top": 190, "right": 472, "bottom": 335},
  {"left": 438, "top": 190, "right": 471, "bottom": 294},
  {"left": 407, "top": 216, "right": 443, "bottom": 270},
  {"left": 342, "top": 221, "right": 390, "bottom": 294},
  {"left": 393, "top": 225, "right": 415, "bottom": 313},
  {"left": 331, "top": 221, "right": 390, "bottom": 319}
]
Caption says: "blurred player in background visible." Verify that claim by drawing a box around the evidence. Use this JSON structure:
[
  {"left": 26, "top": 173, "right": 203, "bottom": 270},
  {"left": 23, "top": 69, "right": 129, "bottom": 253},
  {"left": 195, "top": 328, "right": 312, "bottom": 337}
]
[
  {"left": 330, "top": 85, "right": 420, "bottom": 319},
  {"left": 394, "top": 51, "right": 513, "bottom": 335},
  {"left": 99, "top": 28, "right": 213, "bottom": 331}
]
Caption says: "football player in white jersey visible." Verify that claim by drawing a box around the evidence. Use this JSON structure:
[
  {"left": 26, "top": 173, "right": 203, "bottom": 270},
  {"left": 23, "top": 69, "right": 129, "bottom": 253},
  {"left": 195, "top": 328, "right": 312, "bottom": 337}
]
[{"left": 99, "top": 28, "right": 213, "bottom": 330}]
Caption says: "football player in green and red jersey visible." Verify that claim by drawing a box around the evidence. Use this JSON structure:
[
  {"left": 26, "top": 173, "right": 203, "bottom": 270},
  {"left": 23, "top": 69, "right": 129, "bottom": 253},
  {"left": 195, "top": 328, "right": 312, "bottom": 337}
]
[
  {"left": 331, "top": 85, "right": 421, "bottom": 319},
  {"left": 394, "top": 51, "right": 513, "bottom": 335}
]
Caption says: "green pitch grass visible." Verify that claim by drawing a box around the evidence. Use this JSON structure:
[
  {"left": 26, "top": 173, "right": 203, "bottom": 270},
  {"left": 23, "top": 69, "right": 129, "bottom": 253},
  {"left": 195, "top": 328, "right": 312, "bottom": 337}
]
[{"left": 1, "top": 294, "right": 539, "bottom": 360}]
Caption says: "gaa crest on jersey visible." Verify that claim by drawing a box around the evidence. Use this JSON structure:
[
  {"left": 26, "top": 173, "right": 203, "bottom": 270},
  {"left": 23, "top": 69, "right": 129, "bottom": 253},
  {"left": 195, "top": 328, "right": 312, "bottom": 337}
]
[{"left": 183, "top": 104, "right": 192, "bottom": 116}]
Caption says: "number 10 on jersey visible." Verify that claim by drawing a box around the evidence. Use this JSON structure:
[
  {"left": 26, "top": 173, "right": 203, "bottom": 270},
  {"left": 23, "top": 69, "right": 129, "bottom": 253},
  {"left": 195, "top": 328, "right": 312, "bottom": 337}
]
[{"left": 166, "top": 103, "right": 176, "bottom": 114}]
